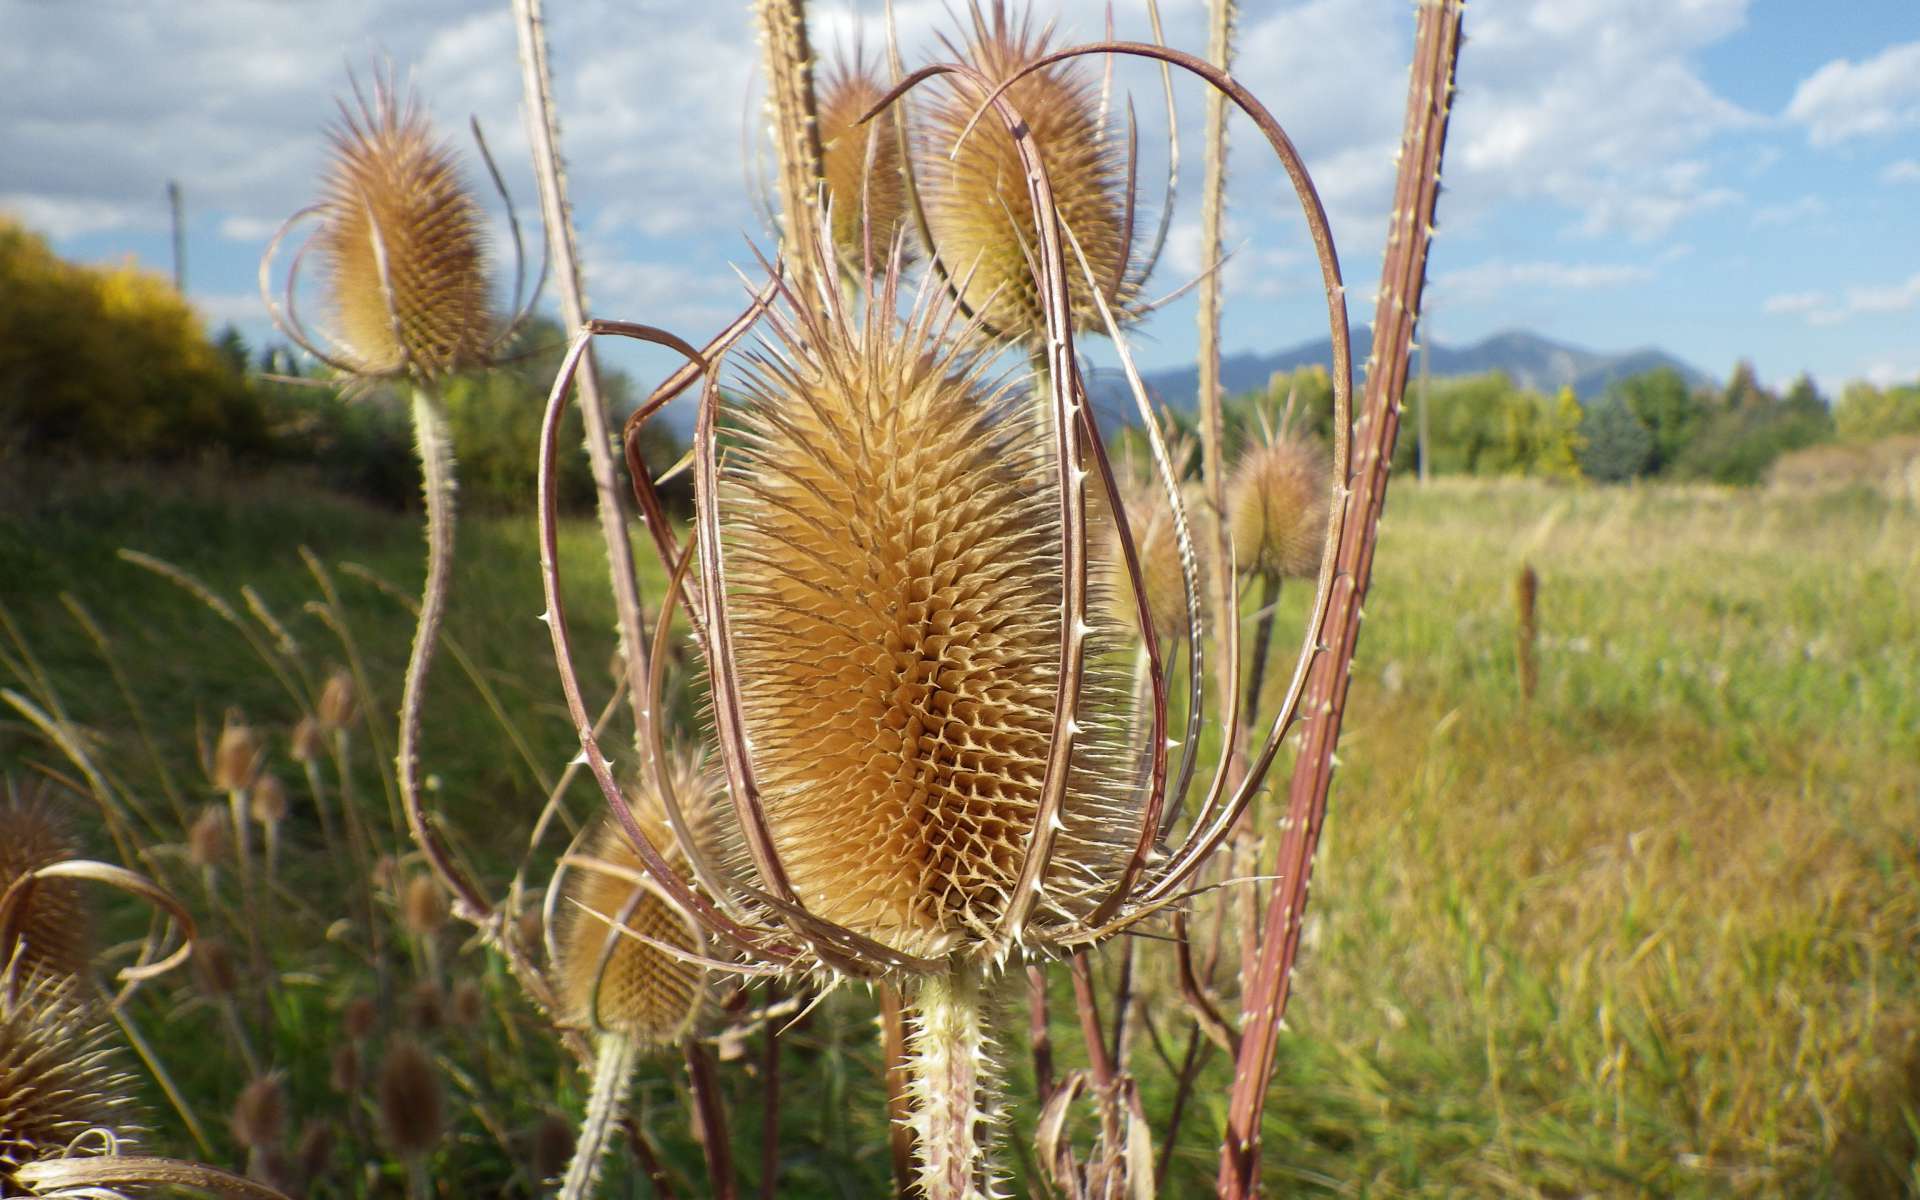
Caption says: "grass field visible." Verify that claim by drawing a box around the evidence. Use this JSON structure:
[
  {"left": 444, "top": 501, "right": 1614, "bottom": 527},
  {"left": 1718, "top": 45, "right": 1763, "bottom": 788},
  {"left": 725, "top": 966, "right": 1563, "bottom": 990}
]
[{"left": 3, "top": 462, "right": 1916, "bottom": 1196}]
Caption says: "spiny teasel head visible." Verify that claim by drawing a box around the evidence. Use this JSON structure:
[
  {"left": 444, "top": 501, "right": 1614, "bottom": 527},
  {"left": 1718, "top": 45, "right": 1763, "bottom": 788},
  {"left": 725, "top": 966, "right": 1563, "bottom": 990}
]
[
  {"left": 1227, "top": 433, "right": 1330, "bottom": 580},
  {"left": 210, "top": 714, "right": 261, "bottom": 793},
  {"left": 1100, "top": 467, "right": 1200, "bottom": 646},
  {"left": 717, "top": 254, "right": 1138, "bottom": 966},
  {"left": 376, "top": 1037, "right": 443, "bottom": 1161},
  {"left": 400, "top": 874, "right": 448, "bottom": 939},
  {"left": 230, "top": 1073, "right": 287, "bottom": 1153},
  {"left": 187, "top": 805, "right": 230, "bottom": 871},
  {"left": 818, "top": 57, "right": 913, "bottom": 276},
  {"left": 317, "top": 669, "right": 357, "bottom": 733},
  {"left": 0, "top": 967, "right": 142, "bottom": 1191},
  {"left": 552, "top": 762, "right": 709, "bottom": 1045},
  {"left": 249, "top": 773, "right": 289, "bottom": 826},
  {"left": 316, "top": 73, "right": 493, "bottom": 379},
  {"left": 0, "top": 783, "right": 91, "bottom": 983},
  {"left": 916, "top": 1, "right": 1144, "bottom": 342}
]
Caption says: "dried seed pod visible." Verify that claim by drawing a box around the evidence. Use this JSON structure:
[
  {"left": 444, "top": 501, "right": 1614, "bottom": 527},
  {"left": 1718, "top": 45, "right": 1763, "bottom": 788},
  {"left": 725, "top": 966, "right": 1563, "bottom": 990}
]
[
  {"left": 448, "top": 980, "right": 483, "bottom": 1028},
  {"left": 1101, "top": 473, "right": 1199, "bottom": 645},
  {"left": 917, "top": 1, "right": 1143, "bottom": 340},
  {"left": 1227, "top": 434, "right": 1330, "bottom": 581},
  {"left": 819, "top": 58, "right": 912, "bottom": 274},
  {"left": 193, "top": 938, "right": 239, "bottom": 998},
  {"left": 0, "top": 969, "right": 142, "bottom": 1190},
  {"left": 553, "top": 812, "right": 705, "bottom": 1046},
  {"left": 211, "top": 715, "right": 261, "bottom": 793},
  {"left": 720, "top": 263, "right": 1136, "bottom": 962},
  {"left": 0, "top": 785, "right": 90, "bottom": 982},
  {"left": 289, "top": 716, "right": 324, "bottom": 764},
  {"left": 531, "top": 1110, "right": 574, "bottom": 1184},
  {"left": 376, "top": 1037, "right": 443, "bottom": 1160},
  {"left": 250, "top": 774, "right": 289, "bottom": 825},
  {"left": 317, "top": 670, "right": 358, "bottom": 732},
  {"left": 404, "top": 980, "right": 444, "bottom": 1033},
  {"left": 230, "top": 1073, "right": 287, "bottom": 1151},
  {"left": 187, "top": 804, "right": 231, "bottom": 869},
  {"left": 401, "top": 874, "right": 448, "bottom": 938},
  {"left": 316, "top": 77, "right": 493, "bottom": 378}
]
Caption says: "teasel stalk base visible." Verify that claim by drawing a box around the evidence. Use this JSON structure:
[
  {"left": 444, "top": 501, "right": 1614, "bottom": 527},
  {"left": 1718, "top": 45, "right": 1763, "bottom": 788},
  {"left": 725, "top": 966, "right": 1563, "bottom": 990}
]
[{"left": 907, "top": 966, "right": 1002, "bottom": 1200}]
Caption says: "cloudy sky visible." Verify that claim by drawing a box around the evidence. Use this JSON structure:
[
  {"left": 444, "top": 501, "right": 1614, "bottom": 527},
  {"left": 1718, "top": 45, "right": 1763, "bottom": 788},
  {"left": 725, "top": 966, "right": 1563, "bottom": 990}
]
[{"left": 4, "top": 0, "right": 1917, "bottom": 395}]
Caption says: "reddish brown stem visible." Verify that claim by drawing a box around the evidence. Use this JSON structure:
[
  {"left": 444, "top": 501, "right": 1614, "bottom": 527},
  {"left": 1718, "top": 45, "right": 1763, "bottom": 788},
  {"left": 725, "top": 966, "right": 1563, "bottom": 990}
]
[
  {"left": 759, "top": 1018, "right": 780, "bottom": 1200},
  {"left": 1217, "top": 4, "right": 1465, "bottom": 1196},
  {"left": 685, "top": 1040, "right": 737, "bottom": 1200},
  {"left": 879, "top": 982, "right": 916, "bottom": 1197}
]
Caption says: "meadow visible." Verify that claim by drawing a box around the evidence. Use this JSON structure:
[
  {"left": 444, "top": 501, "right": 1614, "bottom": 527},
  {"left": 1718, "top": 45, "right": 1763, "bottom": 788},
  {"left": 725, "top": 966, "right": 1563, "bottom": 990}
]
[{"left": 3, "top": 460, "right": 1914, "bottom": 1196}]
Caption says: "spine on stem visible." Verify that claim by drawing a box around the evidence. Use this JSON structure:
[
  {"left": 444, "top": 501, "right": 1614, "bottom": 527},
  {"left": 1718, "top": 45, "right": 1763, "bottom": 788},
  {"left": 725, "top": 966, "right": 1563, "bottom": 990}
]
[
  {"left": 559, "top": 1033, "right": 637, "bottom": 1199},
  {"left": 907, "top": 967, "right": 1002, "bottom": 1200}
]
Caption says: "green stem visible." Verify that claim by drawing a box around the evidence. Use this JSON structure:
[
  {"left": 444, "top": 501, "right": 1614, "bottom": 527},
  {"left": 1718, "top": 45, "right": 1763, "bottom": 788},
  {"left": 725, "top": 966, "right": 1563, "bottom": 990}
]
[
  {"left": 559, "top": 1033, "right": 637, "bottom": 1199},
  {"left": 908, "top": 966, "right": 1000, "bottom": 1200}
]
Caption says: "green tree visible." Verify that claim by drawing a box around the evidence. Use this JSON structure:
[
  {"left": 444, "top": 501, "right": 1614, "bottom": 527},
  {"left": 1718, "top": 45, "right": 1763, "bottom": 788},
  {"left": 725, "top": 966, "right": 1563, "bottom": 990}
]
[
  {"left": 1578, "top": 394, "right": 1653, "bottom": 482},
  {"left": 1835, "top": 380, "right": 1920, "bottom": 441},
  {"left": 1613, "top": 367, "right": 1700, "bottom": 475}
]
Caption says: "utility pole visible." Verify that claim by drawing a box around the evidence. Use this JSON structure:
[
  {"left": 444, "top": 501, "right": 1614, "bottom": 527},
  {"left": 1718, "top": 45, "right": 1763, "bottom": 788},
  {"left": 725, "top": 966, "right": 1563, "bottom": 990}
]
[{"left": 167, "top": 181, "right": 186, "bottom": 292}]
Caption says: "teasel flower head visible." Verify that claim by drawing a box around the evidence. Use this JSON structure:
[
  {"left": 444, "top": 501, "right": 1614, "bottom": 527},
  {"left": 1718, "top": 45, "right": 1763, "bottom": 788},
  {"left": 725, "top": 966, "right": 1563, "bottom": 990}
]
[
  {"left": 261, "top": 67, "right": 539, "bottom": 385},
  {"left": 210, "top": 714, "right": 261, "bottom": 794},
  {"left": 1100, "top": 463, "right": 1202, "bottom": 647},
  {"left": 1227, "top": 432, "right": 1330, "bottom": 581},
  {"left": 249, "top": 774, "right": 289, "bottom": 826},
  {"left": 230, "top": 1073, "right": 287, "bottom": 1153},
  {"left": 916, "top": 1, "right": 1146, "bottom": 342},
  {"left": 400, "top": 874, "right": 448, "bottom": 939},
  {"left": 0, "top": 783, "right": 91, "bottom": 983},
  {"left": 317, "top": 670, "right": 358, "bottom": 733},
  {"left": 0, "top": 965, "right": 142, "bottom": 1191},
  {"left": 376, "top": 1037, "right": 443, "bottom": 1161},
  {"left": 819, "top": 57, "right": 913, "bottom": 277},
  {"left": 552, "top": 759, "right": 710, "bottom": 1046},
  {"left": 714, "top": 237, "right": 1137, "bottom": 970}
]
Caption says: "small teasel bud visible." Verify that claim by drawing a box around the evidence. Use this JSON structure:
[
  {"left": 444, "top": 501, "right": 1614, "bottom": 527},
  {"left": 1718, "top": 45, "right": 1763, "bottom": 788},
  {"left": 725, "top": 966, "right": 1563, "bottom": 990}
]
[
  {"left": 818, "top": 57, "right": 912, "bottom": 274},
  {"left": 0, "top": 968, "right": 143, "bottom": 1191},
  {"left": 531, "top": 1109, "right": 574, "bottom": 1184},
  {"left": 401, "top": 874, "right": 449, "bottom": 938},
  {"left": 296, "top": 1121, "right": 336, "bottom": 1188},
  {"left": 329, "top": 1042, "right": 361, "bottom": 1095},
  {"left": 188, "top": 804, "right": 232, "bottom": 869},
  {"left": 343, "top": 996, "right": 379, "bottom": 1041},
  {"left": 917, "top": 1, "right": 1145, "bottom": 340},
  {"left": 515, "top": 908, "right": 543, "bottom": 956},
  {"left": 290, "top": 716, "right": 324, "bottom": 764},
  {"left": 317, "top": 77, "right": 494, "bottom": 378},
  {"left": 317, "top": 670, "right": 357, "bottom": 732},
  {"left": 377, "top": 1037, "right": 445, "bottom": 1161},
  {"left": 1228, "top": 434, "right": 1331, "bottom": 581},
  {"left": 231, "top": 1073, "right": 288, "bottom": 1151},
  {"left": 405, "top": 980, "right": 445, "bottom": 1033},
  {"left": 211, "top": 714, "right": 262, "bottom": 792},
  {"left": 250, "top": 773, "right": 289, "bottom": 825},
  {"left": 194, "top": 937, "right": 239, "bottom": 998},
  {"left": 0, "top": 782, "right": 92, "bottom": 981}
]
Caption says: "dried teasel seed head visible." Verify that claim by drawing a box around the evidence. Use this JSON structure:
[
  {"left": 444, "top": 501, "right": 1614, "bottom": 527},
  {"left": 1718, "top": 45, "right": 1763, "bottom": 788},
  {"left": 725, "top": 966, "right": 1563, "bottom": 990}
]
[
  {"left": 515, "top": 908, "right": 544, "bottom": 957},
  {"left": 296, "top": 1121, "right": 335, "bottom": 1187},
  {"left": 918, "top": 1, "right": 1143, "bottom": 341},
  {"left": 1227, "top": 434, "right": 1330, "bottom": 580},
  {"left": 0, "top": 784, "right": 91, "bottom": 982},
  {"left": 343, "top": 996, "right": 378, "bottom": 1041},
  {"left": 818, "top": 58, "right": 912, "bottom": 275},
  {"left": 720, "top": 260, "right": 1137, "bottom": 962},
  {"left": 376, "top": 1037, "right": 444, "bottom": 1160},
  {"left": 329, "top": 1043, "right": 360, "bottom": 1096},
  {"left": 250, "top": 773, "right": 289, "bottom": 825},
  {"left": 317, "top": 670, "right": 357, "bottom": 732},
  {"left": 553, "top": 788, "right": 706, "bottom": 1045},
  {"left": 404, "top": 980, "right": 444, "bottom": 1033},
  {"left": 230, "top": 1073, "right": 288, "bottom": 1151},
  {"left": 289, "top": 716, "right": 324, "bottom": 764},
  {"left": 0, "top": 968, "right": 143, "bottom": 1189},
  {"left": 193, "top": 937, "right": 239, "bottom": 998},
  {"left": 531, "top": 1110, "right": 573, "bottom": 1184},
  {"left": 317, "top": 75, "right": 493, "bottom": 379},
  {"left": 187, "top": 804, "right": 232, "bottom": 869},
  {"left": 1101, "top": 474, "right": 1200, "bottom": 644},
  {"left": 401, "top": 874, "right": 448, "bottom": 938},
  {"left": 448, "top": 980, "right": 483, "bottom": 1028},
  {"left": 211, "top": 714, "right": 261, "bottom": 792}
]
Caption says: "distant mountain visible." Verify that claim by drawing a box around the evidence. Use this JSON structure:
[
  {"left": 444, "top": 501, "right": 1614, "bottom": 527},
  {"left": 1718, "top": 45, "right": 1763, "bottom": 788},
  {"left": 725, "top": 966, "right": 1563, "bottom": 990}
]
[{"left": 1085, "top": 329, "right": 1716, "bottom": 425}]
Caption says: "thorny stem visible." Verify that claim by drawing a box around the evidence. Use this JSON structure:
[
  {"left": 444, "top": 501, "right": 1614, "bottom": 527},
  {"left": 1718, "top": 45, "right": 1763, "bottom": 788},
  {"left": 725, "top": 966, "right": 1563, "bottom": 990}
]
[
  {"left": 397, "top": 384, "right": 490, "bottom": 923},
  {"left": 510, "top": 0, "right": 656, "bottom": 757},
  {"left": 685, "top": 1040, "right": 739, "bottom": 1200},
  {"left": 1195, "top": 0, "right": 1239, "bottom": 753},
  {"left": 756, "top": 0, "right": 826, "bottom": 295},
  {"left": 1241, "top": 571, "right": 1282, "bottom": 732},
  {"left": 880, "top": 983, "right": 917, "bottom": 1197},
  {"left": 560, "top": 1033, "right": 637, "bottom": 1200},
  {"left": 1218, "top": 3, "right": 1464, "bottom": 1195},
  {"left": 760, "top": 1016, "right": 781, "bottom": 1200},
  {"left": 908, "top": 966, "right": 1000, "bottom": 1200}
]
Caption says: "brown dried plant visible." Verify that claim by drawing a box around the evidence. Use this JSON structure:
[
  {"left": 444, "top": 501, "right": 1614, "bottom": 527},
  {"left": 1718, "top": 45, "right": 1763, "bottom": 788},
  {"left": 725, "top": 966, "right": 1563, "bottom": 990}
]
[
  {"left": 0, "top": 785, "right": 91, "bottom": 984},
  {"left": 819, "top": 57, "right": 912, "bottom": 275},
  {"left": 0, "top": 967, "right": 142, "bottom": 1194}
]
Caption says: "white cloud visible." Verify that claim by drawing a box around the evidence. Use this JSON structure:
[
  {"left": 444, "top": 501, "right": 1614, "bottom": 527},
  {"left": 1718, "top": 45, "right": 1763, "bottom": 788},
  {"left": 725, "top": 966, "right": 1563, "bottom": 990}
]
[
  {"left": 1847, "top": 272, "right": 1920, "bottom": 315},
  {"left": 1436, "top": 258, "right": 1655, "bottom": 302},
  {"left": 1785, "top": 41, "right": 1920, "bottom": 145},
  {"left": 1883, "top": 159, "right": 1920, "bottom": 185},
  {"left": 1765, "top": 273, "right": 1920, "bottom": 327},
  {"left": 1749, "top": 194, "right": 1825, "bottom": 228},
  {"left": 1762, "top": 290, "right": 1827, "bottom": 316}
]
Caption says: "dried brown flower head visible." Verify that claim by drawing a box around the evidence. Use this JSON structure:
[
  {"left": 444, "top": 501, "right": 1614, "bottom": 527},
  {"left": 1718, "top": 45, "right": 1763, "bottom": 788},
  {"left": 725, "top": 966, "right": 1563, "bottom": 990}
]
[
  {"left": 328, "top": 1043, "right": 360, "bottom": 1096},
  {"left": 1101, "top": 472, "right": 1199, "bottom": 645},
  {"left": 249, "top": 773, "right": 289, "bottom": 825},
  {"left": 401, "top": 874, "right": 448, "bottom": 938},
  {"left": 0, "top": 785, "right": 90, "bottom": 982},
  {"left": 187, "top": 804, "right": 232, "bottom": 870},
  {"left": 404, "top": 980, "right": 444, "bottom": 1033},
  {"left": 343, "top": 996, "right": 378, "bottom": 1041},
  {"left": 211, "top": 715, "right": 261, "bottom": 793},
  {"left": 317, "top": 670, "right": 358, "bottom": 732},
  {"left": 376, "top": 1037, "right": 443, "bottom": 1160},
  {"left": 192, "top": 937, "right": 239, "bottom": 998},
  {"left": 819, "top": 58, "right": 912, "bottom": 274},
  {"left": 917, "top": 1, "right": 1143, "bottom": 340},
  {"left": 230, "top": 1073, "right": 287, "bottom": 1151},
  {"left": 1227, "top": 434, "right": 1329, "bottom": 580},
  {"left": 289, "top": 716, "right": 324, "bottom": 765},
  {"left": 553, "top": 792, "right": 706, "bottom": 1046},
  {"left": 317, "top": 75, "right": 493, "bottom": 378},
  {"left": 719, "top": 266, "right": 1135, "bottom": 963},
  {"left": 0, "top": 969, "right": 141, "bottom": 1190},
  {"left": 448, "top": 980, "right": 483, "bottom": 1028}
]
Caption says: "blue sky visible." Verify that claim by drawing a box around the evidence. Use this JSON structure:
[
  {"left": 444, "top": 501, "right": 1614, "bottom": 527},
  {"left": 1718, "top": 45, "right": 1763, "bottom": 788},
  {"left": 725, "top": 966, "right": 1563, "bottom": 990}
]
[{"left": 3, "top": 0, "right": 1916, "bottom": 396}]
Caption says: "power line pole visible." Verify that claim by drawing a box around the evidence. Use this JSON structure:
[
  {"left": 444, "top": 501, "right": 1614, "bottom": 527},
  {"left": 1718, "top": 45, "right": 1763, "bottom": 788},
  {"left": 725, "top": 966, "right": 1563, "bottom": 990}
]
[{"left": 167, "top": 181, "right": 186, "bottom": 293}]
